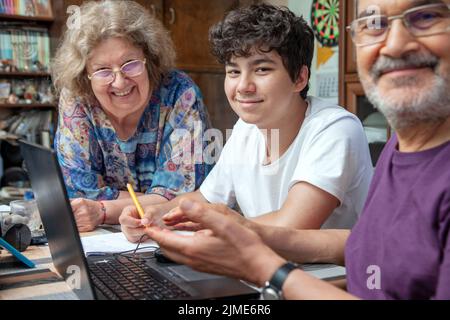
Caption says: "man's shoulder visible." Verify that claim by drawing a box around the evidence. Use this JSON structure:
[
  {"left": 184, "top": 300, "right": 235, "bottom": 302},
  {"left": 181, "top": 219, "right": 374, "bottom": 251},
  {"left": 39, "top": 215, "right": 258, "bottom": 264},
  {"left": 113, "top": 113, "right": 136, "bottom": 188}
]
[{"left": 430, "top": 140, "right": 450, "bottom": 184}]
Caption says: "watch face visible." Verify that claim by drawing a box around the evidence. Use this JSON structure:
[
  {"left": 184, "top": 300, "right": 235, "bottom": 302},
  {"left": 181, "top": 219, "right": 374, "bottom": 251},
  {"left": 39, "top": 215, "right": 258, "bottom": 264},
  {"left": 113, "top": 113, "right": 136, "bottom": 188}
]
[{"left": 262, "top": 287, "right": 280, "bottom": 300}]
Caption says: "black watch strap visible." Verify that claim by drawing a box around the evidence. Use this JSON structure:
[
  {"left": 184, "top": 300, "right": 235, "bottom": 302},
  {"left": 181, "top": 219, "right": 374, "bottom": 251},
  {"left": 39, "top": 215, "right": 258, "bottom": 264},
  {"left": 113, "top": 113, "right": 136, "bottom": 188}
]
[{"left": 269, "top": 262, "right": 298, "bottom": 291}]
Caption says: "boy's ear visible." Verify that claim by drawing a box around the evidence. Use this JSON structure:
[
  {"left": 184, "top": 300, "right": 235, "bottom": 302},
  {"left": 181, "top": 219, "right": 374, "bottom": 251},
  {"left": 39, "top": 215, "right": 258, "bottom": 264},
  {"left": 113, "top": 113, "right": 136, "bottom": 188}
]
[{"left": 293, "top": 65, "right": 309, "bottom": 93}]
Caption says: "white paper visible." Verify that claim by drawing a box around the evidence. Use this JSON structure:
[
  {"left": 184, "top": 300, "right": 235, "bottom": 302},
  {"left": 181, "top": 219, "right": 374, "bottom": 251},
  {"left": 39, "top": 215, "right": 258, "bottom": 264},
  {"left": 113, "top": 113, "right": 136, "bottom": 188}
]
[
  {"left": 0, "top": 205, "right": 10, "bottom": 212},
  {"left": 81, "top": 232, "right": 159, "bottom": 254},
  {"left": 80, "top": 230, "right": 194, "bottom": 255}
]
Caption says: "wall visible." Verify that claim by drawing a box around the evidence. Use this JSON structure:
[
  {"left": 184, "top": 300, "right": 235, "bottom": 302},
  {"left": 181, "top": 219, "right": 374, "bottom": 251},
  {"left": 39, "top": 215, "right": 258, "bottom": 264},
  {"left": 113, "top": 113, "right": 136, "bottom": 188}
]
[
  {"left": 289, "top": 0, "right": 340, "bottom": 104},
  {"left": 226, "top": 0, "right": 340, "bottom": 104}
]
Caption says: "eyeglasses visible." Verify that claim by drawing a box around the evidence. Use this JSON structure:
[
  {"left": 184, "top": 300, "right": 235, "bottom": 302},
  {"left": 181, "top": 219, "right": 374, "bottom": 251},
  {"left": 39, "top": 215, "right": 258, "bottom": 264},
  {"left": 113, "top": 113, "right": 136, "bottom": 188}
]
[
  {"left": 87, "top": 59, "right": 147, "bottom": 85},
  {"left": 347, "top": 3, "right": 450, "bottom": 47}
]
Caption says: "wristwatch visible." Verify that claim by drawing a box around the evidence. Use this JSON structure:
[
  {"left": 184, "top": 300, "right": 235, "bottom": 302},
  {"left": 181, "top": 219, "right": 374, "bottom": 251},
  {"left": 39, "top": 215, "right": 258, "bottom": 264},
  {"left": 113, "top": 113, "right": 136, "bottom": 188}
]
[{"left": 262, "top": 262, "right": 298, "bottom": 300}]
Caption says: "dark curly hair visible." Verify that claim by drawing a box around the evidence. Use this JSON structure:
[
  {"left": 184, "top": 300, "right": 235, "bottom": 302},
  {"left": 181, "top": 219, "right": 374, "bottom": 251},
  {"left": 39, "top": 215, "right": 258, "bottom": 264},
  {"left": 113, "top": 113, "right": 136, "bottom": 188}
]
[{"left": 209, "top": 3, "right": 314, "bottom": 99}]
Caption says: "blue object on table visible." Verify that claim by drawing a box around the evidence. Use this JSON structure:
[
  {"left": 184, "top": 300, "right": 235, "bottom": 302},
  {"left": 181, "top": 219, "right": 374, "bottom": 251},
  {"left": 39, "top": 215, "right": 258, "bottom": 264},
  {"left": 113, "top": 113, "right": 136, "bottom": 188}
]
[{"left": 0, "top": 237, "right": 35, "bottom": 268}]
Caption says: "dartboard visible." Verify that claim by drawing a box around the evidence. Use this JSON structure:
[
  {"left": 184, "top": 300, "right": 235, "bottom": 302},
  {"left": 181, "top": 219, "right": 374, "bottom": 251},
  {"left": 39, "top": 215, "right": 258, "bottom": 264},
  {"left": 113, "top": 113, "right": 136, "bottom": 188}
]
[{"left": 311, "top": 0, "right": 340, "bottom": 47}]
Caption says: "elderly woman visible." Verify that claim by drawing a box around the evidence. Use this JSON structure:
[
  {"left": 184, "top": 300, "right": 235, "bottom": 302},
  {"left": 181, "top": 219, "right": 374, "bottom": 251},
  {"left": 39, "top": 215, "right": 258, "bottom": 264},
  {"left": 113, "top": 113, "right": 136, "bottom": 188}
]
[{"left": 51, "top": 1, "right": 212, "bottom": 232}]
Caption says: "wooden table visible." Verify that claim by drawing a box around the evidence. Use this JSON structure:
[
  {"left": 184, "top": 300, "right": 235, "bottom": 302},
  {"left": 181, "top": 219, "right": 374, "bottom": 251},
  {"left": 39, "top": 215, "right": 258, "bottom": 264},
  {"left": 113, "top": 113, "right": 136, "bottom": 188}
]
[
  {"left": 0, "top": 228, "right": 114, "bottom": 300},
  {"left": 1, "top": 227, "right": 347, "bottom": 300}
]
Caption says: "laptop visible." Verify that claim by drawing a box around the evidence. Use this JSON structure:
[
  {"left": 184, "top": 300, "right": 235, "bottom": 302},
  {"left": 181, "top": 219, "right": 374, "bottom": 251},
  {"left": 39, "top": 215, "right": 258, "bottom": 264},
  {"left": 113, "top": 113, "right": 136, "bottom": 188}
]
[{"left": 19, "top": 140, "right": 259, "bottom": 300}]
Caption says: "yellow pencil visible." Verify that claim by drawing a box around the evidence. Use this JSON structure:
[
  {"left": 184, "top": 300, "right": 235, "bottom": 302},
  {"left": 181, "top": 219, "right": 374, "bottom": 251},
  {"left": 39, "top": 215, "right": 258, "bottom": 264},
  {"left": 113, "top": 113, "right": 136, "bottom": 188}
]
[{"left": 126, "top": 183, "right": 145, "bottom": 219}]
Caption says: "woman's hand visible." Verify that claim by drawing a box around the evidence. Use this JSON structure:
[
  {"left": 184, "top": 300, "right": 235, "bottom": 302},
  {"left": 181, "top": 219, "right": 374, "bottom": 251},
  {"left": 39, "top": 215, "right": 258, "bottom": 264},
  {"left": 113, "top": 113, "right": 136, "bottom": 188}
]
[
  {"left": 70, "top": 198, "right": 104, "bottom": 232},
  {"left": 120, "top": 202, "right": 174, "bottom": 243},
  {"left": 119, "top": 205, "right": 149, "bottom": 243}
]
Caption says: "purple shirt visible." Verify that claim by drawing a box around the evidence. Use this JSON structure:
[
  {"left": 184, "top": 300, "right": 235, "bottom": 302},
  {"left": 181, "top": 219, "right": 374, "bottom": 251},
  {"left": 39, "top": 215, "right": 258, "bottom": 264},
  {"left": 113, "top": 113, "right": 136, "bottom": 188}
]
[{"left": 345, "top": 135, "right": 450, "bottom": 299}]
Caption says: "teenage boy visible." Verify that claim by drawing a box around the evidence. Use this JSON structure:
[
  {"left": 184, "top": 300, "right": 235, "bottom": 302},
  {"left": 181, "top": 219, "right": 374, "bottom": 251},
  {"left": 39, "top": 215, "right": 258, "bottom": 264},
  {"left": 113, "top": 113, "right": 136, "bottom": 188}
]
[
  {"left": 120, "top": 4, "right": 373, "bottom": 242},
  {"left": 142, "top": 0, "right": 450, "bottom": 300}
]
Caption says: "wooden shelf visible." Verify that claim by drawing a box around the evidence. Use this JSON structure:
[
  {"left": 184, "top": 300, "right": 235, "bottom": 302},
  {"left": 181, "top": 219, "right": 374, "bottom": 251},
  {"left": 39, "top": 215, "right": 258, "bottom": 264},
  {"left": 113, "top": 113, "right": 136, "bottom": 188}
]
[
  {"left": 0, "top": 103, "right": 56, "bottom": 109},
  {"left": 0, "top": 13, "right": 54, "bottom": 23},
  {"left": 0, "top": 71, "right": 51, "bottom": 77}
]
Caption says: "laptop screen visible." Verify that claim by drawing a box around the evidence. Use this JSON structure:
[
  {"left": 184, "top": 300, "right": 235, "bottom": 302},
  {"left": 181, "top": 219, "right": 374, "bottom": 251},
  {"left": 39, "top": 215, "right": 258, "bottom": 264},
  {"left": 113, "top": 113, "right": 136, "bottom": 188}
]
[{"left": 19, "top": 140, "right": 96, "bottom": 300}]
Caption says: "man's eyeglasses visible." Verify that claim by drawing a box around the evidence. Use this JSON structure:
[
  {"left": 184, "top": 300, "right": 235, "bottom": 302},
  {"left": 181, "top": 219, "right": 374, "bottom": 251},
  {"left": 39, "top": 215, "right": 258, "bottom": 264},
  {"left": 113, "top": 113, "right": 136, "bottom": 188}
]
[
  {"left": 347, "top": 3, "right": 450, "bottom": 47},
  {"left": 88, "top": 59, "right": 147, "bottom": 85}
]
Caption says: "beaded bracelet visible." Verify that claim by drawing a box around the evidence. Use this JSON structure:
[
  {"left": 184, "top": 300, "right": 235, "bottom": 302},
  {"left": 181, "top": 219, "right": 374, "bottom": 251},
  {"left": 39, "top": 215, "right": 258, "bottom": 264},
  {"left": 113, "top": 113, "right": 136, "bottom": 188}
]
[{"left": 99, "top": 201, "right": 107, "bottom": 225}]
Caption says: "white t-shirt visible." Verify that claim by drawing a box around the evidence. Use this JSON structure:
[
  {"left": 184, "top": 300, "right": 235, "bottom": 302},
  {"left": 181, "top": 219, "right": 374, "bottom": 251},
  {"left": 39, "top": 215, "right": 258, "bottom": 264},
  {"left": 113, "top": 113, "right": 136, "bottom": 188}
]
[{"left": 200, "top": 96, "right": 373, "bottom": 229}]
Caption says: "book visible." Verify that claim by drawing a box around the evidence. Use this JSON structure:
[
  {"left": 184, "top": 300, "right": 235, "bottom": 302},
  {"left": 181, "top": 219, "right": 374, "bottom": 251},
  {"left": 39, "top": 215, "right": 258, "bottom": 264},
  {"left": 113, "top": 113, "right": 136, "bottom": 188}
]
[
  {"left": 0, "top": 0, "right": 53, "bottom": 18},
  {"left": 0, "top": 27, "right": 50, "bottom": 72},
  {"left": 7, "top": 0, "right": 14, "bottom": 15}
]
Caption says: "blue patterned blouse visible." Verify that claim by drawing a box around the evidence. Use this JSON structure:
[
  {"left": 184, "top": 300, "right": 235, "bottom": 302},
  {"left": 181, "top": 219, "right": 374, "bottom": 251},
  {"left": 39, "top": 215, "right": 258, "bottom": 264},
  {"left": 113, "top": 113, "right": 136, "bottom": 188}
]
[{"left": 55, "top": 70, "right": 213, "bottom": 200}]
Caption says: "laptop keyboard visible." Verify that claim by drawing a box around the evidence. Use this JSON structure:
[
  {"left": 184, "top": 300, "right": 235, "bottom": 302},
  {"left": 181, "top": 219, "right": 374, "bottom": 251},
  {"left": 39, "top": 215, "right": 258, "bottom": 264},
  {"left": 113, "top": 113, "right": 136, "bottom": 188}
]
[{"left": 88, "top": 255, "right": 191, "bottom": 300}]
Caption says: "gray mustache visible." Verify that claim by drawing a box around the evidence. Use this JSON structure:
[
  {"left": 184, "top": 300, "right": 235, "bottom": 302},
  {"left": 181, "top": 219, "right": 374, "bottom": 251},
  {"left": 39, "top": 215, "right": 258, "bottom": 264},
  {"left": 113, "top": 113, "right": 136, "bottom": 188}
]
[{"left": 370, "top": 54, "right": 439, "bottom": 80}]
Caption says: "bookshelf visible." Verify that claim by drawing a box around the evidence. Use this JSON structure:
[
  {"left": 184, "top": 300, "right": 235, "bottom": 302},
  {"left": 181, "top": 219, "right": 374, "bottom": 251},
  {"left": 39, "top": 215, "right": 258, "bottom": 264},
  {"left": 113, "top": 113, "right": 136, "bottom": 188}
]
[
  {"left": 0, "top": 71, "right": 51, "bottom": 77},
  {"left": 0, "top": 0, "right": 56, "bottom": 150},
  {"left": 0, "top": 0, "right": 54, "bottom": 18},
  {"left": 0, "top": 103, "right": 55, "bottom": 108},
  {"left": 0, "top": 13, "right": 54, "bottom": 22}
]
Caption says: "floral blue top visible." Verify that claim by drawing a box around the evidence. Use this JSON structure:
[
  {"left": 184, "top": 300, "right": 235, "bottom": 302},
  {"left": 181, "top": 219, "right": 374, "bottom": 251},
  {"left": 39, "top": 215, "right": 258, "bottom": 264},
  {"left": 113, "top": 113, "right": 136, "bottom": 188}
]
[{"left": 55, "top": 70, "right": 213, "bottom": 200}]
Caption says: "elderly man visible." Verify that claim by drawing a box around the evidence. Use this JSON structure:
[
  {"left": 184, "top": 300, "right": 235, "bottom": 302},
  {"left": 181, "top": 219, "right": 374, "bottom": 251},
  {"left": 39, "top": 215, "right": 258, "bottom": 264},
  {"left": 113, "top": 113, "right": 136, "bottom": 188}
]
[{"left": 143, "top": 0, "right": 450, "bottom": 299}]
